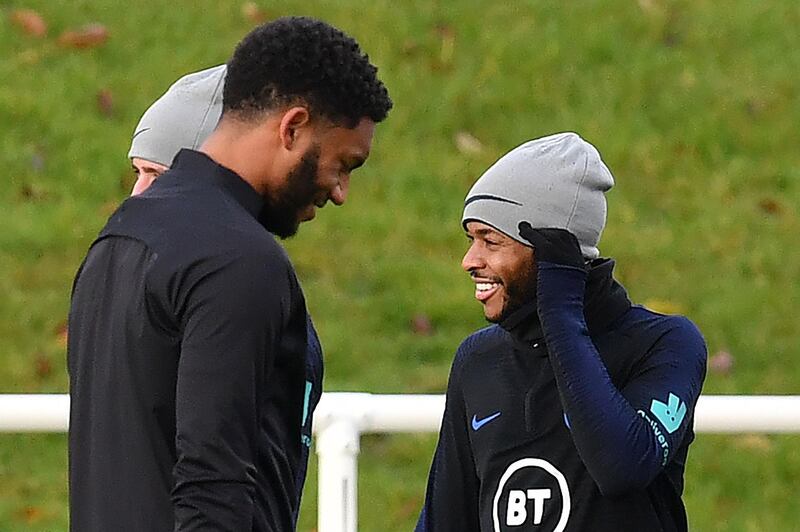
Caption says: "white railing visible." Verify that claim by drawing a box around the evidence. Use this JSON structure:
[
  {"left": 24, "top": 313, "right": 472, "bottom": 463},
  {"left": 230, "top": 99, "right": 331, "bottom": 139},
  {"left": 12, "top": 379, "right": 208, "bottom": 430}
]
[{"left": 2, "top": 393, "right": 800, "bottom": 532}]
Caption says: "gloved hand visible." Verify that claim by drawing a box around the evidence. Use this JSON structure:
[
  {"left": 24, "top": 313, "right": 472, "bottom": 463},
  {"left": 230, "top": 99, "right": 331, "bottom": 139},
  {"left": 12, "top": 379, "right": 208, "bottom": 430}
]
[{"left": 517, "top": 222, "right": 585, "bottom": 270}]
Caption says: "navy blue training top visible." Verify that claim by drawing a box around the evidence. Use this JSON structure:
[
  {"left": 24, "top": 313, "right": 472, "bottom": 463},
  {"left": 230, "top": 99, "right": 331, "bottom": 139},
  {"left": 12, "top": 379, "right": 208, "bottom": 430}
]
[
  {"left": 417, "top": 259, "right": 707, "bottom": 531},
  {"left": 67, "top": 149, "right": 323, "bottom": 531}
]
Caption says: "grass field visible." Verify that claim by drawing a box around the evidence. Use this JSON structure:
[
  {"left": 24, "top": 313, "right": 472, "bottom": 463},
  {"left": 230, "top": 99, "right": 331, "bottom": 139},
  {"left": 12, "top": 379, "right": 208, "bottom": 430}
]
[{"left": 2, "top": 1, "right": 799, "bottom": 530}]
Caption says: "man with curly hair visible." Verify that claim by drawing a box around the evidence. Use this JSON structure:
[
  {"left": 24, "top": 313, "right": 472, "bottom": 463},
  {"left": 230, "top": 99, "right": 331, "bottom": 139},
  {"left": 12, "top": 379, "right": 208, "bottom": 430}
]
[{"left": 67, "top": 17, "right": 391, "bottom": 531}]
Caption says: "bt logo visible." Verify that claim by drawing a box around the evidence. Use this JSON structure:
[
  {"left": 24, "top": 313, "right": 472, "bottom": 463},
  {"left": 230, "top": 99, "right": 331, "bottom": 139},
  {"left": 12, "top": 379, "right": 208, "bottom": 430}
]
[
  {"left": 506, "top": 488, "right": 552, "bottom": 526},
  {"left": 492, "top": 458, "right": 571, "bottom": 531}
]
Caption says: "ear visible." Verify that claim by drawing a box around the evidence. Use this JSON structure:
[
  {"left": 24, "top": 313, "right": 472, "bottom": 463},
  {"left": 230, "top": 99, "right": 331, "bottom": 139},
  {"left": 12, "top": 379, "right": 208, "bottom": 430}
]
[{"left": 278, "top": 106, "right": 312, "bottom": 151}]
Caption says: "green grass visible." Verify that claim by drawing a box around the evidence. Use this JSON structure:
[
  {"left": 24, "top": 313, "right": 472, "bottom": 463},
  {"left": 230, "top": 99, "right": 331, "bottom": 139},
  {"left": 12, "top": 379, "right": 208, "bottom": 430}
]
[{"left": 2, "top": 0, "right": 799, "bottom": 530}]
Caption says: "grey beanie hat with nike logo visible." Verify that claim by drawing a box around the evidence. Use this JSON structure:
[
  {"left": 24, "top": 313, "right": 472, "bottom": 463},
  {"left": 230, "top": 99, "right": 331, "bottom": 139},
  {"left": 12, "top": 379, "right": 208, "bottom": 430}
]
[
  {"left": 462, "top": 132, "right": 615, "bottom": 259},
  {"left": 128, "top": 64, "right": 226, "bottom": 166}
]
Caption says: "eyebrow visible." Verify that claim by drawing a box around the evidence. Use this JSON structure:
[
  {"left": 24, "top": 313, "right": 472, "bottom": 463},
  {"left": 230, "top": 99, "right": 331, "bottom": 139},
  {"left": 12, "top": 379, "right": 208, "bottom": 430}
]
[
  {"left": 134, "top": 163, "right": 166, "bottom": 174},
  {"left": 467, "top": 227, "right": 504, "bottom": 239}
]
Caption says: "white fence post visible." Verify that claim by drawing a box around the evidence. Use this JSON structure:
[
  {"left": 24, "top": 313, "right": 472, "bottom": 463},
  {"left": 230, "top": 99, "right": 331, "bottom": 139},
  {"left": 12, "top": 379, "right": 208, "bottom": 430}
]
[{"left": 316, "top": 419, "right": 360, "bottom": 532}]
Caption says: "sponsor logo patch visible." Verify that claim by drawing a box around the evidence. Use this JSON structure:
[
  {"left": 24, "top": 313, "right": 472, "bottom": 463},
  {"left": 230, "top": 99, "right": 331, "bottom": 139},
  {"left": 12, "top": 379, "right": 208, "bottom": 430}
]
[
  {"left": 493, "top": 458, "right": 571, "bottom": 531},
  {"left": 650, "top": 392, "right": 686, "bottom": 434},
  {"left": 472, "top": 411, "right": 502, "bottom": 431}
]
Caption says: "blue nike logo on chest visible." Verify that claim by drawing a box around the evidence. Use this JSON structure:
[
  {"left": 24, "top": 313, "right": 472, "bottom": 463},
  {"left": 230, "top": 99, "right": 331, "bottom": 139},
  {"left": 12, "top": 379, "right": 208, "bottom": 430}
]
[{"left": 471, "top": 411, "right": 501, "bottom": 431}]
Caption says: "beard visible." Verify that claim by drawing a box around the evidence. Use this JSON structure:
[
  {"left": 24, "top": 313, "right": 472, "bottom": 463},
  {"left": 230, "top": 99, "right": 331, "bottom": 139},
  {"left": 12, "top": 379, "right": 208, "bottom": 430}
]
[
  {"left": 487, "top": 261, "right": 538, "bottom": 324},
  {"left": 259, "top": 146, "right": 321, "bottom": 239}
]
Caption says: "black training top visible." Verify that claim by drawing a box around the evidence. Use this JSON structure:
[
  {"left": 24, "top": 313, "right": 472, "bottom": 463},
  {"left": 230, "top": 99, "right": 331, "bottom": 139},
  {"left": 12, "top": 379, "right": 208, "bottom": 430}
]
[
  {"left": 67, "top": 149, "right": 323, "bottom": 532},
  {"left": 417, "top": 260, "right": 707, "bottom": 532}
]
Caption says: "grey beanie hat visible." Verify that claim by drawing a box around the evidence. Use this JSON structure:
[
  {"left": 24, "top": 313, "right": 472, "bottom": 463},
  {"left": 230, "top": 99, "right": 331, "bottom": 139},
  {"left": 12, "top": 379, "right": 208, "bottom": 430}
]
[
  {"left": 128, "top": 64, "right": 226, "bottom": 166},
  {"left": 462, "top": 132, "right": 615, "bottom": 259}
]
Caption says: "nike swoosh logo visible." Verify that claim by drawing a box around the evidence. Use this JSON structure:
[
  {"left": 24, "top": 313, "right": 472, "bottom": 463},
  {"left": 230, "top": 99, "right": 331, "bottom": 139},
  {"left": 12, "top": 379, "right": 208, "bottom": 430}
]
[
  {"left": 131, "top": 127, "right": 151, "bottom": 140},
  {"left": 471, "top": 411, "right": 501, "bottom": 431}
]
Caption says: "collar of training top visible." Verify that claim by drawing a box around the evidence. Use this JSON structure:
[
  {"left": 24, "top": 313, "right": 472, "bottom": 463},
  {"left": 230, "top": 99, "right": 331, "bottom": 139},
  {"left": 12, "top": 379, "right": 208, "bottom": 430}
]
[
  {"left": 171, "top": 149, "right": 264, "bottom": 220},
  {"left": 500, "top": 258, "right": 632, "bottom": 354}
]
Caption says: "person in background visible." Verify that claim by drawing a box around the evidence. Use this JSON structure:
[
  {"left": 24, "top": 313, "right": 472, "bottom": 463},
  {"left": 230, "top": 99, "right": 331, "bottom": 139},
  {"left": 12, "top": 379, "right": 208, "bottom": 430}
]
[
  {"left": 127, "top": 64, "right": 226, "bottom": 195},
  {"left": 417, "top": 132, "right": 707, "bottom": 531},
  {"left": 68, "top": 16, "right": 392, "bottom": 531}
]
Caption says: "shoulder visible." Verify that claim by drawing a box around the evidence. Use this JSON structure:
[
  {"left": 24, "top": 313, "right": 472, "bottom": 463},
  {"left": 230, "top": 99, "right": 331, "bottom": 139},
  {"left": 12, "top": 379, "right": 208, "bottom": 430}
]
[
  {"left": 619, "top": 306, "right": 707, "bottom": 363},
  {"left": 629, "top": 307, "right": 704, "bottom": 341}
]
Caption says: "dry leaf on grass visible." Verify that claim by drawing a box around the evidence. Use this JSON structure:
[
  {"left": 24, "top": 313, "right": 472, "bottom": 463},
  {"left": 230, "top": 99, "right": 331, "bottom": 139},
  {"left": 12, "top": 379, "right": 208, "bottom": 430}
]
[
  {"left": 410, "top": 314, "right": 435, "bottom": 336},
  {"left": 758, "top": 198, "right": 782, "bottom": 216},
  {"left": 97, "top": 88, "right": 115, "bottom": 117},
  {"left": 435, "top": 24, "right": 456, "bottom": 65},
  {"left": 9, "top": 9, "right": 48, "bottom": 37},
  {"left": 58, "top": 23, "right": 109, "bottom": 49},
  {"left": 19, "top": 182, "right": 48, "bottom": 201},
  {"left": 18, "top": 506, "right": 44, "bottom": 523},
  {"left": 35, "top": 352, "right": 53, "bottom": 378},
  {"left": 55, "top": 320, "right": 69, "bottom": 348},
  {"left": 455, "top": 131, "right": 484, "bottom": 155},
  {"left": 242, "top": 2, "right": 268, "bottom": 24},
  {"left": 709, "top": 350, "right": 734, "bottom": 375}
]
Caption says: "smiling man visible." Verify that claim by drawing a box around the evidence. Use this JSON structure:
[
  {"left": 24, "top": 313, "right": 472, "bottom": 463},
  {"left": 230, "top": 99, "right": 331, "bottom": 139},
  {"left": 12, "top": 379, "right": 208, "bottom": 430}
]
[
  {"left": 67, "top": 17, "right": 391, "bottom": 532},
  {"left": 417, "top": 133, "right": 707, "bottom": 531}
]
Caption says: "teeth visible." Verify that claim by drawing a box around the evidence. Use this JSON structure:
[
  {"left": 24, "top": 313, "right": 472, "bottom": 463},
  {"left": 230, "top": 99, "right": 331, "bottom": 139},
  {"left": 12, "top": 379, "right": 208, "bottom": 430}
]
[{"left": 476, "top": 282, "right": 498, "bottom": 292}]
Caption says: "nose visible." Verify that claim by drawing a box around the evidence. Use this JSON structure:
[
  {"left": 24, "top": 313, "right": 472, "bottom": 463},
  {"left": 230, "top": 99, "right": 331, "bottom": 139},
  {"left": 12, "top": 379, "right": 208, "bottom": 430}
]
[
  {"left": 461, "top": 241, "right": 484, "bottom": 273},
  {"left": 330, "top": 174, "right": 350, "bottom": 206}
]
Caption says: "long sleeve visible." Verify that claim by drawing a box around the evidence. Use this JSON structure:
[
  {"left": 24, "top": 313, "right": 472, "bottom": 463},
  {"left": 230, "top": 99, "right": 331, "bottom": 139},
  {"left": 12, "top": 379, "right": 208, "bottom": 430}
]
[
  {"left": 416, "top": 346, "right": 481, "bottom": 532},
  {"left": 536, "top": 261, "right": 707, "bottom": 497},
  {"left": 171, "top": 252, "right": 289, "bottom": 531}
]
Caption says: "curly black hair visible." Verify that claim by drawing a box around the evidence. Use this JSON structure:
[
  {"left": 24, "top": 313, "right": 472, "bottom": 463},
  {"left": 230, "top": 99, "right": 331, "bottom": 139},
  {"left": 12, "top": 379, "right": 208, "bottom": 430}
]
[{"left": 223, "top": 17, "right": 392, "bottom": 127}]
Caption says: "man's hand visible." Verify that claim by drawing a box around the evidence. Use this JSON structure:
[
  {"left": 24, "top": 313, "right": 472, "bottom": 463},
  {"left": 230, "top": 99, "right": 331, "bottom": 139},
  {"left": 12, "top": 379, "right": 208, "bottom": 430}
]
[{"left": 517, "top": 222, "right": 585, "bottom": 270}]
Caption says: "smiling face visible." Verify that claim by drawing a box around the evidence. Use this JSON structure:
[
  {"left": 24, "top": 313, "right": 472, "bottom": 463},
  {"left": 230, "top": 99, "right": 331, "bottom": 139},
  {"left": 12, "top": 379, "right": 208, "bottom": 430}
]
[{"left": 462, "top": 221, "right": 537, "bottom": 322}]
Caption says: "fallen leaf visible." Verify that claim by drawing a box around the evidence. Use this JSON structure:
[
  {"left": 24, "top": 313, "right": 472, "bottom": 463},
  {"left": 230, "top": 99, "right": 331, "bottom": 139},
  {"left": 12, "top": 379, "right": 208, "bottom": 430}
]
[
  {"left": 9, "top": 9, "right": 47, "bottom": 37},
  {"left": 18, "top": 506, "right": 43, "bottom": 523},
  {"left": 643, "top": 298, "right": 685, "bottom": 315},
  {"left": 242, "top": 2, "right": 268, "bottom": 24},
  {"left": 19, "top": 182, "right": 48, "bottom": 201},
  {"left": 758, "top": 198, "right": 782, "bottom": 216},
  {"left": 55, "top": 321, "right": 68, "bottom": 348},
  {"left": 708, "top": 350, "right": 734, "bottom": 375},
  {"left": 455, "top": 131, "right": 484, "bottom": 155},
  {"left": 410, "top": 314, "right": 435, "bottom": 336},
  {"left": 58, "top": 23, "right": 109, "bottom": 49},
  {"left": 96, "top": 88, "right": 114, "bottom": 117},
  {"left": 435, "top": 24, "right": 456, "bottom": 66},
  {"left": 35, "top": 352, "right": 52, "bottom": 379}
]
